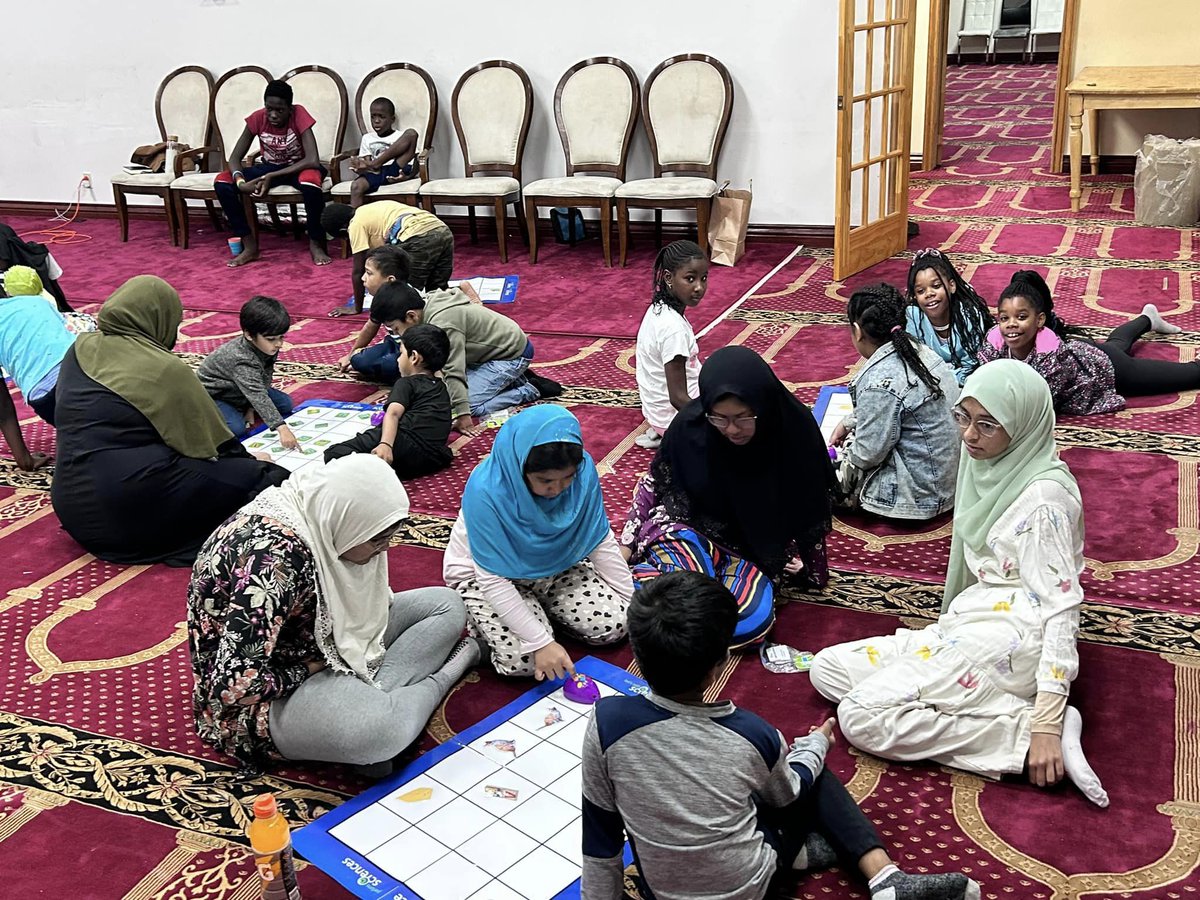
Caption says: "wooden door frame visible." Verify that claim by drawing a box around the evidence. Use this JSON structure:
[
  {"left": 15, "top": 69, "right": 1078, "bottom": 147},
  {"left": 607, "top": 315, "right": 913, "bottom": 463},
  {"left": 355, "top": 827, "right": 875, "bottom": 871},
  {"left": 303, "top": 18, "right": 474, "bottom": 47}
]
[
  {"left": 1049, "top": 0, "right": 1082, "bottom": 173},
  {"left": 922, "top": 0, "right": 950, "bottom": 171}
]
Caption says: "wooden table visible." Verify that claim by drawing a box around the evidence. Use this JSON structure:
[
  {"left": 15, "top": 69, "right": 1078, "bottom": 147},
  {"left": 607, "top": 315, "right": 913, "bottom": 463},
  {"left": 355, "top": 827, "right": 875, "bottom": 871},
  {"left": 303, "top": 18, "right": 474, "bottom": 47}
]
[{"left": 1065, "top": 66, "right": 1200, "bottom": 212}]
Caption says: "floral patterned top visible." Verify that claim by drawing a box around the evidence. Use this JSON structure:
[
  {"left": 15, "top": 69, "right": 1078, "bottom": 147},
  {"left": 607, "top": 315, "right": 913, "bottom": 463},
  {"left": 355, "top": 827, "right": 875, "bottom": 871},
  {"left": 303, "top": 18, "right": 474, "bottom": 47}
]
[
  {"left": 187, "top": 512, "right": 321, "bottom": 765},
  {"left": 946, "top": 480, "right": 1082, "bottom": 702},
  {"left": 976, "top": 327, "right": 1124, "bottom": 416},
  {"left": 618, "top": 469, "right": 829, "bottom": 588}
]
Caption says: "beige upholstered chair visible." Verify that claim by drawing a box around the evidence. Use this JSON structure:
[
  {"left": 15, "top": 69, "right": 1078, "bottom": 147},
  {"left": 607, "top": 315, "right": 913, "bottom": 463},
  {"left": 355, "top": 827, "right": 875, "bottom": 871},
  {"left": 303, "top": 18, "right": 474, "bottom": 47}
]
[
  {"left": 251, "top": 65, "right": 348, "bottom": 240},
  {"left": 330, "top": 63, "right": 437, "bottom": 206},
  {"left": 170, "top": 66, "right": 271, "bottom": 249},
  {"left": 419, "top": 60, "right": 533, "bottom": 263},
  {"left": 111, "top": 66, "right": 213, "bottom": 245},
  {"left": 615, "top": 54, "right": 734, "bottom": 267},
  {"left": 523, "top": 58, "right": 639, "bottom": 267}
]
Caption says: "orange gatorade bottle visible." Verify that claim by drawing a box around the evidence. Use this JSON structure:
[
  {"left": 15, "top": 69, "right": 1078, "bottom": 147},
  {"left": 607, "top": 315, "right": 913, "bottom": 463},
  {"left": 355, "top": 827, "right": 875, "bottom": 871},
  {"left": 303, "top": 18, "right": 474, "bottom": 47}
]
[{"left": 248, "top": 794, "right": 302, "bottom": 900}]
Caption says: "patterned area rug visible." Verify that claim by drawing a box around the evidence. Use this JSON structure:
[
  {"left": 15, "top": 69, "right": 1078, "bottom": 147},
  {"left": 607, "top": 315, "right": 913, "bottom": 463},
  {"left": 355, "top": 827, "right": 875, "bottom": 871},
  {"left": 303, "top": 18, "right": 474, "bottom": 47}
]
[{"left": 1, "top": 62, "right": 1198, "bottom": 898}]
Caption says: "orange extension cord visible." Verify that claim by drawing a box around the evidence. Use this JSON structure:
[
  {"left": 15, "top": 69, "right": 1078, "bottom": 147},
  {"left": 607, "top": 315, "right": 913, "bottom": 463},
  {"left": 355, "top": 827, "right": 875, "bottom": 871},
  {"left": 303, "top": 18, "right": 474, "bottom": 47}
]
[{"left": 18, "top": 178, "right": 93, "bottom": 246}]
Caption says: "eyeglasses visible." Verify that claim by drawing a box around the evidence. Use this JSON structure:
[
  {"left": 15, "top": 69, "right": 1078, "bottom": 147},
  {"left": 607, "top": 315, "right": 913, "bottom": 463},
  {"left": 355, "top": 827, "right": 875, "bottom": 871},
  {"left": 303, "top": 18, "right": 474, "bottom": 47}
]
[
  {"left": 951, "top": 408, "right": 1002, "bottom": 438},
  {"left": 705, "top": 413, "right": 758, "bottom": 430}
]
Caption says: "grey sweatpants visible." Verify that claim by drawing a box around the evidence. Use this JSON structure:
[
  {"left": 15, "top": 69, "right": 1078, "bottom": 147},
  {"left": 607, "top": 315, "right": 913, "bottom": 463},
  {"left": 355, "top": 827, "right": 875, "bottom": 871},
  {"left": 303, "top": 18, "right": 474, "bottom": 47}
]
[{"left": 269, "top": 586, "right": 465, "bottom": 766}]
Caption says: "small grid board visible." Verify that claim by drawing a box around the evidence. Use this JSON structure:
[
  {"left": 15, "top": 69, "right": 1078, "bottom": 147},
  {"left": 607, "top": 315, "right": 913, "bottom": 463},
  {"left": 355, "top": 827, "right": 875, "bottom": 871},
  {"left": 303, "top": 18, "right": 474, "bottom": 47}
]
[
  {"left": 812, "top": 385, "right": 853, "bottom": 444},
  {"left": 293, "top": 658, "right": 643, "bottom": 900},
  {"left": 241, "top": 400, "right": 377, "bottom": 473}
]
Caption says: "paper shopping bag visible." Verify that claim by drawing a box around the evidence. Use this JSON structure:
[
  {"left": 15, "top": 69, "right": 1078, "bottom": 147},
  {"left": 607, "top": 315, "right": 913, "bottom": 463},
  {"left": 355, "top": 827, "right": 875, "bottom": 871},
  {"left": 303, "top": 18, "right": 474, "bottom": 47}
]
[{"left": 707, "top": 181, "right": 752, "bottom": 266}]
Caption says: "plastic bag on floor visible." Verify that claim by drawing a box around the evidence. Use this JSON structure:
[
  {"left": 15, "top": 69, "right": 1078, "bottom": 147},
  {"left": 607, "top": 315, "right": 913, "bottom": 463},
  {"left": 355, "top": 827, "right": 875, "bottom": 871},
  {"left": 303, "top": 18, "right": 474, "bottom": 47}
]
[{"left": 1134, "top": 134, "right": 1200, "bottom": 226}]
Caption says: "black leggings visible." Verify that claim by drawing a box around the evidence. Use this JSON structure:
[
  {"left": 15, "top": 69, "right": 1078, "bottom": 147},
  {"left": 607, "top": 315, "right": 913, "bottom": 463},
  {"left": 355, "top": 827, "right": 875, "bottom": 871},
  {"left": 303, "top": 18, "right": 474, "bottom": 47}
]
[
  {"left": 760, "top": 768, "right": 882, "bottom": 878},
  {"left": 1098, "top": 316, "right": 1200, "bottom": 397}
]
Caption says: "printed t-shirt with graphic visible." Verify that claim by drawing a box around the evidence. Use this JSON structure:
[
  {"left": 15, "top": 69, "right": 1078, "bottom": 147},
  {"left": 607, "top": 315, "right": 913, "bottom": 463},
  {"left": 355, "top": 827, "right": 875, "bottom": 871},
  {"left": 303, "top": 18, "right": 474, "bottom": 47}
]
[{"left": 245, "top": 104, "right": 317, "bottom": 166}]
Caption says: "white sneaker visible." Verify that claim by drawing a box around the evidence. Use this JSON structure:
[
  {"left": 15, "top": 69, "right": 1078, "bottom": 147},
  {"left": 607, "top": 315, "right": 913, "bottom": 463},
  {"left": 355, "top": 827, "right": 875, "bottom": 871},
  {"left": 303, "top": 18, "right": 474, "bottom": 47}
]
[{"left": 634, "top": 428, "right": 662, "bottom": 449}]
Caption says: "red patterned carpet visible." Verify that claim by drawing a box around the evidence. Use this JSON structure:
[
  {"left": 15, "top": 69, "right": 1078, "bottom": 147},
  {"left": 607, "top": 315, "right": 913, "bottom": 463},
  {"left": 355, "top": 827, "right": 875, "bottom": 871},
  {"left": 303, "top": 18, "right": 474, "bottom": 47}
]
[{"left": 2, "top": 62, "right": 1199, "bottom": 899}]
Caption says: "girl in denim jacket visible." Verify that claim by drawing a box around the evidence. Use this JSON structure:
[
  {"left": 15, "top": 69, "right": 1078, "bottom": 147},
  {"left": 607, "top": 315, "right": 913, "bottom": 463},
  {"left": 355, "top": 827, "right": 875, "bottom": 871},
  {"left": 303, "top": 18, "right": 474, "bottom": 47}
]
[{"left": 831, "top": 284, "right": 960, "bottom": 520}]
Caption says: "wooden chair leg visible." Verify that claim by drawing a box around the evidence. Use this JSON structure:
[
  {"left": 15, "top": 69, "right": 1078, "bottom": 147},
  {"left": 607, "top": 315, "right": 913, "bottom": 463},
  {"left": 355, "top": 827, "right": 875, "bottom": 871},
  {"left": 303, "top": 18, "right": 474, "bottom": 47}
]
[
  {"left": 114, "top": 187, "right": 129, "bottom": 242},
  {"left": 526, "top": 198, "right": 539, "bottom": 264},
  {"left": 513, "top": 198, "right": 528, "bottom": 248},
  {"left": 269, "top": 204, "right": 285, "bottom": 235},
  {"left": 162, "top": 191, "right": 179, "bottom": 247},
  {"left": 493, "top": 198, "right": 508, "bottom": 264},
  {"left": 599, "top": 198, "right": 612, "bottom": 268},
  {"left": 204, "top": 199, "right": 221, "bottom": 231},
  {"left": 617, "top": 199, "right": 630, "bottom": 268},
  {"left": 695, "top": 198, "right": 711, "bottom": 256},
  {"left": 654, "top": 209, "right": 663, "bottom": 249},
  {"left": 468, "top": 207, "right": 479, "bottom": 244},
  {"left": 176, "top": 195, "right": 191, "bottom": 250}
]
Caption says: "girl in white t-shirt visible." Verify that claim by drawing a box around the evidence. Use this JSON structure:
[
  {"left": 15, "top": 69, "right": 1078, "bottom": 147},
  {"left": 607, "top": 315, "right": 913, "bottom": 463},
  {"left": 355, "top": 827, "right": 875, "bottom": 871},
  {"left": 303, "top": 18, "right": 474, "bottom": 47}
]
[{"left": 634, "top": 241, "right": 708, "bottom": 449}]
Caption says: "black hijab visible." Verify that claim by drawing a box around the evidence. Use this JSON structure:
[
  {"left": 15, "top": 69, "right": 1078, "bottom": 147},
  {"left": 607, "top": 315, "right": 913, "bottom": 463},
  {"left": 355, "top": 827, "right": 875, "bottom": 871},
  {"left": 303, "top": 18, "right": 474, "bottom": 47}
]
[{"left": 652, "top": 346, "right": 836, "bottom": 578}]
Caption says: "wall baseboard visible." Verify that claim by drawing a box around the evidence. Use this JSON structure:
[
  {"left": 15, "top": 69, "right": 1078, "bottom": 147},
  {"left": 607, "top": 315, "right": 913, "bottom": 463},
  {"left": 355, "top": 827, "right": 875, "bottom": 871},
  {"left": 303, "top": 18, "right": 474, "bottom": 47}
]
[
  {"left": 946, "top": 51, "right": 1059, "bottom": 65},
  {"left": 0, "top": 200, "right": 834, "bottom": 248},
  {"left": 1057, "top": 155, "right": 1136, "bottom": 176}
]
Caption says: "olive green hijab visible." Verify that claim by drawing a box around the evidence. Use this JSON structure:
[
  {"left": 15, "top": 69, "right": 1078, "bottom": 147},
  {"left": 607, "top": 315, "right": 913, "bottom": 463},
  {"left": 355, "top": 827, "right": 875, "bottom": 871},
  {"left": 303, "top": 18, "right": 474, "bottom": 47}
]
[
  {"left": 73, "top": 275, "right": 232, "bottom": 459},
  {"left": 943, "top": 360, "right": 1081, "bottom": 612}
]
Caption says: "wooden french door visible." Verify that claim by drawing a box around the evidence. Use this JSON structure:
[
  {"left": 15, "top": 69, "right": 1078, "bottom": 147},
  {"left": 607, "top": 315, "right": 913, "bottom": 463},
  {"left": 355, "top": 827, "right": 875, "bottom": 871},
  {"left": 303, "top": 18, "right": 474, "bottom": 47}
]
[{"left": 834, "top": 0, "right": 918, "bottom": 280}]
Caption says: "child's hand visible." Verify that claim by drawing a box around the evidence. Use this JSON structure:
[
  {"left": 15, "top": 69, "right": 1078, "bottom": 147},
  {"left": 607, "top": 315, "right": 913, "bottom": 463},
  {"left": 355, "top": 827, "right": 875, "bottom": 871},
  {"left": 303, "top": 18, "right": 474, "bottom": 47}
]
[
  {"left": 1028, "top": 733, "right": 1065, "bottom": 787},
  {"left": 372, "top": 443, "right": 394, "bottom": 465},
  {"left": 830, "top": 420, "right": 850, "bottom": 447},
  {"left": 454, "top": 414, "right": 483, "bottom": 437},
  {"left": 783, "top": 557, "right": 805, "bottom": 577},
  {"left": 533, "top": 642, "right": 575, "bottom": 682},
  {"left": 278, "top": 425, "right": 299, "bottom": 450},
  {"left": 251, "top": 176, "right": 272, "bottom": 199},
  {"left": 336, "top": 353, "right": 356, "bottom": 371}
]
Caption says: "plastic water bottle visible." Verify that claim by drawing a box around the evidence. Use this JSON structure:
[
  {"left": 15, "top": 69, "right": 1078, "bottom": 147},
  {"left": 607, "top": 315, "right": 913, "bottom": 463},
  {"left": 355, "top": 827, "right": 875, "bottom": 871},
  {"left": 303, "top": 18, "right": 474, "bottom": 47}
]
[
  {"left": 247, "top": 794, "right": 302, "bottom": 900},
  {"left": 165, "top": 134, "right": 179, "bottom": 177}
]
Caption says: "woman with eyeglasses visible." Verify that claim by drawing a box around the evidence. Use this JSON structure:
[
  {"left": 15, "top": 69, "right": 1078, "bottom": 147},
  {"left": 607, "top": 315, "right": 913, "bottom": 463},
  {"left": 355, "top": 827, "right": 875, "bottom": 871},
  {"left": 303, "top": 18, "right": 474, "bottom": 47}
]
[
  {"left": 187, "top": 454, "right": 477, "bottom": 772},
  {"left": 810, "top": 361, "right": 1109, "bottom": 807},
  {"left": 619, "top": 346, "right": 837, "bottom": 648}
]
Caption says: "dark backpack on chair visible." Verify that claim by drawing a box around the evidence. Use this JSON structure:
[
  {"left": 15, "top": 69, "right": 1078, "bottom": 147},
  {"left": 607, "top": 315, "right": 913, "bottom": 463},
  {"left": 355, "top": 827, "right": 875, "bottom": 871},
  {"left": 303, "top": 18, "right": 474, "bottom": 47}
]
[{"left": 551, "top": 207, "right": 587, "bottom": 245}]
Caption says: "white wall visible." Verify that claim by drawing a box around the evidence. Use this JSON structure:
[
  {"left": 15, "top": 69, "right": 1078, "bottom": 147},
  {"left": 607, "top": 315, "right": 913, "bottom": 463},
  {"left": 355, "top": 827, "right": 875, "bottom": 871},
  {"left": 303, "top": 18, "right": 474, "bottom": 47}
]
[{"left": 0, "top": 0, "right": 839, "bottom": 225}]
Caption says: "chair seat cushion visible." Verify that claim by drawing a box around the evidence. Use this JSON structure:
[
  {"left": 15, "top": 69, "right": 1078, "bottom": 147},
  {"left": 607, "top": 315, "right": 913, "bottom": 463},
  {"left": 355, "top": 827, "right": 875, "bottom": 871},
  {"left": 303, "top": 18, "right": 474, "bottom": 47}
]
[
  {"left": 111, "top": 172, "right": 175, "bottom": 187},
  {"left": 420, "top": 177, "right": 520, "bottom": 197},
  {"left": 170, "top": 172, "right": 218, "bottom": 191},
  {"left": 330, "top": 178, "right": 422, "bottom": 197},
  {"left": 266, "top": 177, "right": 334, "bottom": 198},
  {"left": 523, "top": 176, "right": 621, "bottom": 198},
  {"left": 615, "top": 177, "right": 719, "bottom": 200}
]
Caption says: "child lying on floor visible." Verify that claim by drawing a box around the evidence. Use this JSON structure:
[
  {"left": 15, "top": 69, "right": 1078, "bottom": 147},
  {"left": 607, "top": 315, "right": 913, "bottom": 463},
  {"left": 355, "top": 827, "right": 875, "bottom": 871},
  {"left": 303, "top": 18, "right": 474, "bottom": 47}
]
[
  {"left": 324, "top": 321, "right": 453, "bottom": 478},
  {"left": 197, "top": 296, "right": 296, "bottom": 445},
  {"left": 583, "top": 570, "right": 980, "bottom": 900}
]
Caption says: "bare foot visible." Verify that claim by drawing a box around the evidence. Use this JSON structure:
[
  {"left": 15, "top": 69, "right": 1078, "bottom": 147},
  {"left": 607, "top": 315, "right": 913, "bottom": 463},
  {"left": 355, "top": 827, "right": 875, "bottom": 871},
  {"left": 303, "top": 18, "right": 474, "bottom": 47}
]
[
  {"left": 310, "top": 240, "right": 332, "bottom": 266},
  {"left": 227, "top": 236, "right": 260, "bottom": 268},
  {"left": 329, "top": 305, "right": 360, "bottom": 317}
]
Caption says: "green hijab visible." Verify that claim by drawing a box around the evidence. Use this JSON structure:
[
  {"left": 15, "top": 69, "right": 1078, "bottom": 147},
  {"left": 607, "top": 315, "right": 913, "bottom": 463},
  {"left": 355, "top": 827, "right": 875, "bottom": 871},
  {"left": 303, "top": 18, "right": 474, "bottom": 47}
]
[
  {"left": 943, "top": 360, "right": 1081, "bottom": 612},
  {"left": 73, "top": 275, "right": 232, "bottom": 459}
]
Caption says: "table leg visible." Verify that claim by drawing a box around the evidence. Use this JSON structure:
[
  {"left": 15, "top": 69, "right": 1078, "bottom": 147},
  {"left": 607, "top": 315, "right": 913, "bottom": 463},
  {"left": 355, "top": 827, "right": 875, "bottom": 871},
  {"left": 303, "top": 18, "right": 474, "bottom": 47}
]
[
  {"left": 1068, "top": 94, "right": 1083, "bottom": 213},
  {"left": 1087, "top": 108, "right": 1100, "bottom": 174}
]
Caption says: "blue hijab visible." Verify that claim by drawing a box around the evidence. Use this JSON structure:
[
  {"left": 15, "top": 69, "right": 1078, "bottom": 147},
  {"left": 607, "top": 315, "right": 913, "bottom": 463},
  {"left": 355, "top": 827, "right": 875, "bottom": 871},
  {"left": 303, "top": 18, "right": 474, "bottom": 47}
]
[{"left": 462, "top": 405, "right": 611, "bottom": 580}]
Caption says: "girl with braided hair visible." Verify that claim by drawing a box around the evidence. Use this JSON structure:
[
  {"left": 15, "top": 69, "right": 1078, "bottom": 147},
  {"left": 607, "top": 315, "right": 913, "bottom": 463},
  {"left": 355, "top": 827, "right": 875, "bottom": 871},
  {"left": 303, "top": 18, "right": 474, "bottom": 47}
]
[
  {"left": 905, "top": 249, "right": 993, "bottom": 385},
  {"left": 977, "top": 270, "right": 1199, "bottom": 415},
  {"left": 830, "top": 283, "right": 961, "bottom": 520},
  {"left": 634, "top": 241, "right": 708, "bottom": 450}
]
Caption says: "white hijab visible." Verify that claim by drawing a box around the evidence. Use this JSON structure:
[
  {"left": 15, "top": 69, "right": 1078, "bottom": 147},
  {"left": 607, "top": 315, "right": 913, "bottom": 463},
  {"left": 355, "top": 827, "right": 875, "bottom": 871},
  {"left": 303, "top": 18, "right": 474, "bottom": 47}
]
[{"left": 243, "top": 454, "right": 409, "bottom": 685}]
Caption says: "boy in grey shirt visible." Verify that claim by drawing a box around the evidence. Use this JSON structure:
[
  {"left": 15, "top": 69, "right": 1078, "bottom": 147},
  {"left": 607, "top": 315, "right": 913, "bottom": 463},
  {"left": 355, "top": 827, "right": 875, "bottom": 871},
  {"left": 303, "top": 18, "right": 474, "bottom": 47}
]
[
  {"left": 581, "top": 571, "right": 979, "bottom": 900},
  {"left": 198, "top": 296, "right": 297, "bottom": 446}
]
